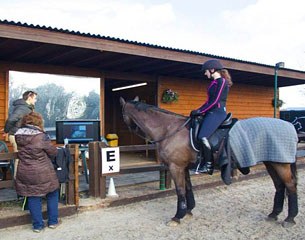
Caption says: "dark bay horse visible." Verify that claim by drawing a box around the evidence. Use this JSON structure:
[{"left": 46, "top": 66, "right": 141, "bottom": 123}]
[{"left": 120, "top": 97, "right": 298, "bottom": 228}]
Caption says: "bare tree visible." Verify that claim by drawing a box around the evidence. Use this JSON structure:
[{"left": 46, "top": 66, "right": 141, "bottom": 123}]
[{"left": 34, "top": 83, "right": 74, "bottom": 128}]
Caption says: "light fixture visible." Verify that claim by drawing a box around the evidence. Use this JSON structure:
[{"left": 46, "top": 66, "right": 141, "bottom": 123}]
[
  {"left": 275, "top": 62, "right": 285, "bottom": 69},
  {"left": 274, "top": 62, "right": 285, "bottom": 118},
  {"left": 112, "top": 82, "right": 147, "bottom": 92}
]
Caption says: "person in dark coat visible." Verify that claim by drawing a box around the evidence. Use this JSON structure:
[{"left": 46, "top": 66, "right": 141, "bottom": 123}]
[
  {"left": 3, "top": 90, "right": 37, "bottom": 152},
  {"left": 15, "top": 112, "right": 59, "bottom": 233},
  {"left": 190, "top": 59, "right": 233, "bottom": 174},
  {"left": 2, "top": 90, "right": 37, "bottom": 179}
]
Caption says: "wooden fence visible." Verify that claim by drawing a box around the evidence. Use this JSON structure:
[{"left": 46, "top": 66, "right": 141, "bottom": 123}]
[
  {"left": 0, "top": 145, "right": 78, "bottom": 206},
  {"left": 2, "top": 139, "right": 305, "bottom": 206},
  {"left": 0, "top": 152, "right": 17, "bottom": 189},
  {"left": 87, "top": 142, "right": 172, "bottom": 198}
]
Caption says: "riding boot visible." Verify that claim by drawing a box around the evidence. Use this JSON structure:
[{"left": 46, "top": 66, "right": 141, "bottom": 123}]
[{"left": 196, "top": 137, "right": 214, "bottom": 175}]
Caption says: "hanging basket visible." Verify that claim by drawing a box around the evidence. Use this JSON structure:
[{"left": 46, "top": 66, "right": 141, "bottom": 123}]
[
  {"left": 161, "top": 89, "right": 179, "bottom": 103},
  {"left": 272, "top": 98, "right": 284, "bottom": 108}
]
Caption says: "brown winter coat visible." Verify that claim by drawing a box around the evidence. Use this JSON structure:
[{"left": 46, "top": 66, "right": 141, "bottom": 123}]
[{"left": 15, "top": 125, "right": 59, "bottom": 196}]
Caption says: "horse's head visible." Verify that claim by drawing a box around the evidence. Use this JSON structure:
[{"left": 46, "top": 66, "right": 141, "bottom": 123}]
[
  {"left": 120, "top": 96, "right": 189, "bottom": 144},
  {"left": 119, "top": 96, "right": 140, "bottom": 133}
]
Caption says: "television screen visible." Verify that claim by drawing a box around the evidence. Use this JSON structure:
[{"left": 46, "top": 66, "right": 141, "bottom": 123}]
[{"left": 56, "top": 120, "right": 100, "bottom": 144}]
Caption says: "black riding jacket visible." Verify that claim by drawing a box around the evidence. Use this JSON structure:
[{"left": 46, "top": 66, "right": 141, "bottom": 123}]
[{"left": 197, "top": 77, "right": 229, "bottom": 114}]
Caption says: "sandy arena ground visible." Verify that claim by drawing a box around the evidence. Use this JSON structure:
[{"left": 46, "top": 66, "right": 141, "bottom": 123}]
[{"left": 1, "top": 169, "right": 305, "bottom": 240}]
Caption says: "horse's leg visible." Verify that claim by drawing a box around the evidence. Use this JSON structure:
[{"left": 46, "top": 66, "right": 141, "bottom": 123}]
[
  {"left": 167, "top": 164, "right": 187, "bottom": 226},
  {"left": 264, "top": 163, "right": 285, "bottom": 221},
  {"left": 268, "top": 163, "right": 298, "bottom": 227},
  {"left": 274, "top": 163, "right": 298, "bottom": 227},
  {"left": 185, "top": 168, "right": 195, "bottom": 217}
]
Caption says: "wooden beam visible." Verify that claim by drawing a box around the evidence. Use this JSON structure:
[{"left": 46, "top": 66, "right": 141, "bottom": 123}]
[
  {"left": 0, "top": 60, "right": 157, "bottom": 83},
  {"left": 0, "top": 152, "right": 18, "bottom": 160},
  {"left": 69, "top": 52, "right": 103, "bottom": 66},
  {"left": 119, "top": 144, "right": 156, "bottom": 152},
  {"left": 0, "top": 180, "right": 13, "bottom": 188},
  {"left": 97, "top": 54, "right": 138, "bottom": 69},
  {"left": 104, "top": 71, "right": 155, "bottom": 82},
  {"left": 8, "top": 43, "right": 47, "bottom": 61},
  {"left": 41, "top": 48, "right": 81, "bottom": 64},
  {"left": 0, "top": 60, "right": 101, "bottom": 78},
  {"left": 120, "top": 164, "right": 166, "bottom": 174},
  {"left": 0, "top": 38, "right": 11, "bottom": 47},
  {"left": 119, "top": 58, "right": 156, "bottom": 72}
]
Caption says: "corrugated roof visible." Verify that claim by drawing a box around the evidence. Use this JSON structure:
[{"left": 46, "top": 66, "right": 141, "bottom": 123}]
[
  {"left": 0, "top": 19, "right": 305, "bottom": 88},
  {"left": 1, "top": 19, "right": 297, "bottom": 71}
]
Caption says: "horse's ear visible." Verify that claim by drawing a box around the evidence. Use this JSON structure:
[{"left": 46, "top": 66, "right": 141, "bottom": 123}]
[
  {"left": 134, "top": 96, "right": 139, "bottom": 102},
  {"left": 119, "top": 97, "right": 126, "bottom": 106}
]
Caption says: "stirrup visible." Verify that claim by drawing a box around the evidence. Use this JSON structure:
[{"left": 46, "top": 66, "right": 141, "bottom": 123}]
[
  {"left": 196, "top": 162, "right": 214, "bottom": 175},
  {"left": 195, "top": 162, "right": 214, "bottom": 175}
]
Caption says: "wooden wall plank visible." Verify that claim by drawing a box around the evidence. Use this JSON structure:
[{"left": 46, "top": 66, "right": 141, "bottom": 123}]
[
  {"left": 158, "top": 76, "right": 275, "bottom": 119},
  {"left": 0, "top": 70, "right": 8, "bottom": 135}
]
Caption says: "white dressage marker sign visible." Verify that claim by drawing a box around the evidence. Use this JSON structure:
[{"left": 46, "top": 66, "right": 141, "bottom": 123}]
[{"left": 101, "top": 147, "right": 120, "bottom": 174}]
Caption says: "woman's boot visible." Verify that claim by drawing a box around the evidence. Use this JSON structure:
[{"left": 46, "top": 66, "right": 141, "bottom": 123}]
[{"left": 196, "top": 138, "right": 214, "bottom": 175}]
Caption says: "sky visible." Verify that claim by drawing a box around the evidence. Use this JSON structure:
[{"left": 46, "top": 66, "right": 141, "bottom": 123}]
[{"left": 1, "top": 0, "right": 305, "bottom": 108}]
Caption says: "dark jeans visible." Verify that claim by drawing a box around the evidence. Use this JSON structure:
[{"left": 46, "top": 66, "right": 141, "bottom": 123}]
[
  {"left": 27, "top": 189, "right": 59, "bottom": 230},
  {"left": 198, "top": 109, "right": 227, "bottom": 139}
]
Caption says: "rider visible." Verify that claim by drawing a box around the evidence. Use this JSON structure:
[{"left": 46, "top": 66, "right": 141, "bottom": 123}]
[{"left": 190, "top": 59, "right": 233, "bottom": 174}]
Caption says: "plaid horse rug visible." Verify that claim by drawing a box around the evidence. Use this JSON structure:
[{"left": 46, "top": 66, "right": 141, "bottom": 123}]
[
  {"left": 218, "top": 117, "right": 298, "bottom": 185},
  {"left": 227, "top": 117, "right": 298, "bottom": 168}
]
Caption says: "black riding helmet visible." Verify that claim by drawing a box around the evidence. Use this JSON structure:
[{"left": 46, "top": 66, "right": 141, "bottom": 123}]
[{"left": 201, "top": 59, "right": 224, "bottom": 72}]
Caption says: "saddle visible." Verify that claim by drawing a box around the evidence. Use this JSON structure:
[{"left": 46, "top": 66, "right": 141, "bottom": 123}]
[{"left": 190, "top": 112, "right": 237, "bottom": 153}]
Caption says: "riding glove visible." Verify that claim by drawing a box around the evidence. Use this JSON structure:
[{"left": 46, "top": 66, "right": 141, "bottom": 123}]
[{"left": 190, "top": 110, "right": 201, "bottom": 117}]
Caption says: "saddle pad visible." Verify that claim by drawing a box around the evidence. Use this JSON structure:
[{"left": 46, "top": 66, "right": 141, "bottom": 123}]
[{"left": 227, "top": 117, "right": 298, "bottom": 168}]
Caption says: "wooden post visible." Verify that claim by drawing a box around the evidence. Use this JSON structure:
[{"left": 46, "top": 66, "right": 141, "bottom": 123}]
[
  {"left": 66, "top": 144, "right": 78, "bottom": 206},
  {"left": 155, "top": 143, "right": 171, "bottom": 188},
  {"left": 159, "top": 169, "right": 166, "bottom": 190},
  {"left": 73, "top": 144, "right": 79, "bottom": 207},
  {"left": 88, "top": 141, "right": 101, "bottom": 197},
  {"left": 99, "top": 142, "right": 107, "bottom": 198},
  {"left": 165, "top": 169, "right": 172, "bottom": 189}
]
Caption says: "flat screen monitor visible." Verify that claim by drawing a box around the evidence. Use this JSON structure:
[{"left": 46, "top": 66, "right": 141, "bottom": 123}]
[{"left": 56, "top": 120, "right": 100, "bottom": 144}]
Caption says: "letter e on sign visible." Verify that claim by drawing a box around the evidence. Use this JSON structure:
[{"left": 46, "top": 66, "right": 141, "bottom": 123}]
[{"left": 101, "top": 147, "right": 120, "bottom": 174}]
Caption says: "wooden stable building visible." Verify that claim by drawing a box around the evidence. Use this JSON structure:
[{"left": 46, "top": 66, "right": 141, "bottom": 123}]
[{"left": 1, "top": 20, "right": 305, "bottom": 147}]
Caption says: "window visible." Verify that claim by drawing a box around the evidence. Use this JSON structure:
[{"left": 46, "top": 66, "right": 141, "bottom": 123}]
[{"left": 9, "top": 71, "right": 100, "bottom": 139}]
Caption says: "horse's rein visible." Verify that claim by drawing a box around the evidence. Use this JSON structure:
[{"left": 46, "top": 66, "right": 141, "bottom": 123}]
[{"left": 122, "top": 102, "right": 190, "bottom": 144}]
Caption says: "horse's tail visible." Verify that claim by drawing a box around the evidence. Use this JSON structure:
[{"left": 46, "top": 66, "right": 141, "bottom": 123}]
[{"left": 291, "top": 161, "right": 298, "bottom": 188}]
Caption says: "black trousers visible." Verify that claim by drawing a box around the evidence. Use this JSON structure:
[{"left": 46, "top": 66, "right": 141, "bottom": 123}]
[{"left": 198, "top": 108, "right": 226, "bottom": 139}]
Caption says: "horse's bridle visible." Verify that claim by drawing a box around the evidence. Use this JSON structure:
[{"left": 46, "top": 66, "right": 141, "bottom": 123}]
[{"left": 122, "top": 102, "right": 190, "bottom": 144}]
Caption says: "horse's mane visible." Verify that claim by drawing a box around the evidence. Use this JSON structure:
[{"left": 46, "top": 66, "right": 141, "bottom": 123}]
[{"left": 128, "top": 100, "right": 186, "bottom": 118}]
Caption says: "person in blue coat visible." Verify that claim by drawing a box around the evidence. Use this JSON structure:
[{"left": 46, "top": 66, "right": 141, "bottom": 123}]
[{"left": 190, "top": 59, "right": 233, "bottom": 174}]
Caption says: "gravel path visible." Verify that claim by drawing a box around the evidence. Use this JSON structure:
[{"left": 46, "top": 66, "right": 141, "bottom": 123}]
[{"left": 1, "top": 169, "right": 304, "bottom": 240}]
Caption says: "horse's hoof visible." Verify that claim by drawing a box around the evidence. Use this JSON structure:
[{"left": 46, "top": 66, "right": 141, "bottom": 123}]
[
  {"left": 166, "top": 218, "right": 180, "bottom": 227},
  {"left": 282, "top": 220, "right": 296, "bottom": 228}
]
